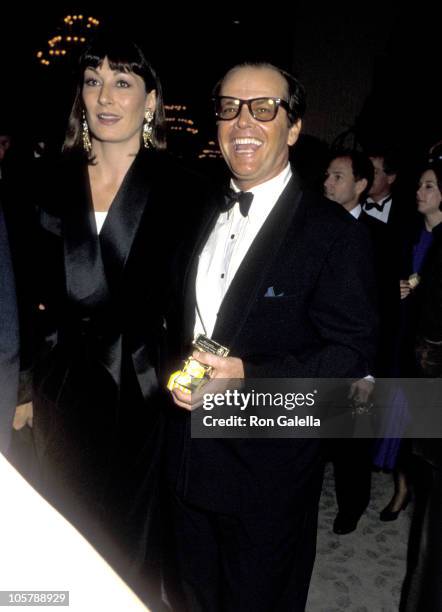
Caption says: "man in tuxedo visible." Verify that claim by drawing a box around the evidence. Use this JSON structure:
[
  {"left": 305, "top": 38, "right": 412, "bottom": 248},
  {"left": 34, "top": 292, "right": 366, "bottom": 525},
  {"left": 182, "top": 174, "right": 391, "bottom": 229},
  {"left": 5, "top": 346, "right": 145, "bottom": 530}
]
[
  {"left": 325, "top": 150, "right": 399, "bottom": 374},
  {"left": 324, "top": 151, "right": 402, "bottom": 535},
  {"left": 165, "top": 63, "right": 376, "bottom": 611},
  {"left": 362, "top": 149, "right": 398, "bottom": 224},
  {"left": 325, "top": 150, "right": 373, "bottom": 221},
  {"left": 324, "top": 150, "right": 381, "bottom": 534},
  {"left": 362, "top": 148, "right": 414, "bottom": 241}
]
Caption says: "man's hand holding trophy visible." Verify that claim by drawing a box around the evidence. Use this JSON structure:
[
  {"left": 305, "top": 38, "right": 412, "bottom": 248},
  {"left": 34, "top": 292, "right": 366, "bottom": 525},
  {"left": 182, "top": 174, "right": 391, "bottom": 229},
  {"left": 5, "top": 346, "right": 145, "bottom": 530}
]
[{"left": 167, "top": 334, "right": 244, "bottom": 410}]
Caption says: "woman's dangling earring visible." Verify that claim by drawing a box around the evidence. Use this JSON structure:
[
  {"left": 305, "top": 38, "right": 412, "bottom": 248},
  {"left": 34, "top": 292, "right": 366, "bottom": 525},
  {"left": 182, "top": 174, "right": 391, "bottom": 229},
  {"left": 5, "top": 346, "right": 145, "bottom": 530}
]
[
  {"left": 82, "top": 110, "right": 92, "bottom": 153},
  {"left": 143, "top": 109, "right": 154, "bottom": 148}
]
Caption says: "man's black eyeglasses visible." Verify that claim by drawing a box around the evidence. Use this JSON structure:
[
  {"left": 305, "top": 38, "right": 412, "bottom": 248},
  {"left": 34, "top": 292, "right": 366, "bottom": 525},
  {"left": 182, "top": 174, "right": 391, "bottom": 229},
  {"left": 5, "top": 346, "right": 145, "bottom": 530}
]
[{"left": 213, "top": 96, "right": 291, "bottom": 122}]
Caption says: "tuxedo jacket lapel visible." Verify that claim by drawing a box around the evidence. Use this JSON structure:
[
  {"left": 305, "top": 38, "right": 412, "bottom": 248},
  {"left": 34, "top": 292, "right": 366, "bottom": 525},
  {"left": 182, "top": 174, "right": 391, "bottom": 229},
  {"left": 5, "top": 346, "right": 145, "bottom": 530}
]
[
  {"left": 100, "top": 150, "right": 155, "bottom": 291},
  {"left": 61, "top": 151, "right": 156, "bottom": 387},
  {"left": 63, "top": 162, "right": 110, "bottom": 309},
  {"left": 213, "top": 174, "right": 304, "bottom": 348},
  {"left": 99, "top": 151, "right": 159, "bottom": 397},
  {"left": 63, "top": 151, "right": 156, "bottom": 309}
]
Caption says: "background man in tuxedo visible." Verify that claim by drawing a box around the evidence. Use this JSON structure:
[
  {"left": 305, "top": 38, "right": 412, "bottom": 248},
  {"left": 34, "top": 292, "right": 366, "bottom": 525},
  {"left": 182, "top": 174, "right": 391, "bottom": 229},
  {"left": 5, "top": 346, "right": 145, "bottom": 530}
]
[
  {"left": 166, "top": 63, "right": 377, "bottom": 611},
  {"left": 324, "top": 150, "right": 380, "bottom": 534},
  {"left": 324, "top": 150, "right": 373, "bottom": 220},
  {"left": 362, "top": 148, "right": 414, "bottom": 244},
  {"left": 325, "top": 150, "right": 399, "bottom": 377},
  {"left": 363, "top": 149, "right": 398, "bottom": 225}
]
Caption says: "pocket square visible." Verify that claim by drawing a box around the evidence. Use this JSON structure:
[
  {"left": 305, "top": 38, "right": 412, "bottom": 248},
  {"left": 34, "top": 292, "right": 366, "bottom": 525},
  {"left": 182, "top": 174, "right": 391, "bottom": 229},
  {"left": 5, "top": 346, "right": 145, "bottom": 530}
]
[{"left": 264, "top": 286, "right": 285, "bottom": 297}]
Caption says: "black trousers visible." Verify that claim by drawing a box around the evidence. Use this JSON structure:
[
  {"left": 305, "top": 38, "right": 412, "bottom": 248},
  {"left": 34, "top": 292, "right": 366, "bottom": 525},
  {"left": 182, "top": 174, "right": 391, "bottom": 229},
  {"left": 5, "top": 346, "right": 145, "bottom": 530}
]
[
  {"left": 329, "top": 439, "right": 373, "bottom": 519},
  {"left": 165, "top": 470, "right": 323, "bottom": 612}
]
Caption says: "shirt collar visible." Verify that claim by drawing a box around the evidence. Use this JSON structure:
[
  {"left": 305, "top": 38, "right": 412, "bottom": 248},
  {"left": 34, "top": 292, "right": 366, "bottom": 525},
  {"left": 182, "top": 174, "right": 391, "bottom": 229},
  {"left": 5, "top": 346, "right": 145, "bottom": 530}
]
[
  {"left": 350, "top": 204, "right": 362, "bottom": 219},
  {"left": 230, "top": 164, "right": 292, "bottom": 197},
  {"left": 229, "top": 164, "right": 292, "bottom": 219},
  {"left": 365, "top": 193, "right": 392, "bottom": 206}
]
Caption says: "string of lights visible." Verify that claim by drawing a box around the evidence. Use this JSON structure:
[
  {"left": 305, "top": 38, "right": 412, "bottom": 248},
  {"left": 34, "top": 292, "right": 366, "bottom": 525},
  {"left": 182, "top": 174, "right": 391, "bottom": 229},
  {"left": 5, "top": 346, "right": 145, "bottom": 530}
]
[
  {"left": 165, "top": 105, "right": 198, "bottom": 136},
  {"left": 35, "top": 14, "right": 100, "bottom": 66},
  {"left": 198, "top": 140, "right": 223, "bottom": 160}
]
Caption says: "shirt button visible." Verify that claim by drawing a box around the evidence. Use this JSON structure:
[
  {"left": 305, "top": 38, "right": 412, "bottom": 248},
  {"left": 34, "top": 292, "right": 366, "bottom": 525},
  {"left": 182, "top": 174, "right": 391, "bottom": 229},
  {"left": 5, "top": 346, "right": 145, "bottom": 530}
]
[
  {"left": 231, "top": 234, "right": 235, "bottom": 239},
  {"left": 221, "top": 273, "right": 225, "bottom": 279}
]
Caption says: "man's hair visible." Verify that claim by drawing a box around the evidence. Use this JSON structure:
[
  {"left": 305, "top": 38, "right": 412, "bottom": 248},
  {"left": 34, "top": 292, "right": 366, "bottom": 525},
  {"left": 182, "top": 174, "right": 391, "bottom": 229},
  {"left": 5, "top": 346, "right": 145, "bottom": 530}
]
[
  {"left": 329, "top": 149, "right": 374, "bottom": 201},
  {"left": 212, "top": 62, "right": 306, "bottom": 125},
  {"left": 365, "top": 147, "right": 399, "bottom": 176}
]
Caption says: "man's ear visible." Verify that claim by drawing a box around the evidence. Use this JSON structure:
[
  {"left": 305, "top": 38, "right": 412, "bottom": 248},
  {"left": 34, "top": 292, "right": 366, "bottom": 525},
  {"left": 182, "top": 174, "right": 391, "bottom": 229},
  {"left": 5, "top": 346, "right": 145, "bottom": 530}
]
[
  {"left": 288, "top": 119, "right": 302, "bottom": 147},
  {"left": 356, "top": 178, "right": 368, "bottom": 198}
]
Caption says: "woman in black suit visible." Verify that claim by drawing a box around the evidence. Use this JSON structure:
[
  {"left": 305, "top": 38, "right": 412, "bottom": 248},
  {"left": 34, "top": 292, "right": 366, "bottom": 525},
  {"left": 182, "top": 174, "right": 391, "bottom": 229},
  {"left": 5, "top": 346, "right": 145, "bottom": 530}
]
[{"left": 32, "top": 32, "right": 201, "bottom": 606}]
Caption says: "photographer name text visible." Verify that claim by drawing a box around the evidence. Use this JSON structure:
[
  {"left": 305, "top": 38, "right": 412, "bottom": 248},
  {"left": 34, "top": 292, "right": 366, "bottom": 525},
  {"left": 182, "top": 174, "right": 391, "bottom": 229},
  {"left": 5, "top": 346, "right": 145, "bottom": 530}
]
[{"left": 202, "top": 415, "right": 320, "bottom": 428}]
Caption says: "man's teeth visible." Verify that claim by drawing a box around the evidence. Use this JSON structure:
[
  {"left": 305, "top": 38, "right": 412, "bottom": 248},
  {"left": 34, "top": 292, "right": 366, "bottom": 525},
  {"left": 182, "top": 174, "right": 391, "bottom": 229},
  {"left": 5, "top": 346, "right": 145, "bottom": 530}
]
[{"left": 234, "top": 138, "right": 262, "bottom": 146}]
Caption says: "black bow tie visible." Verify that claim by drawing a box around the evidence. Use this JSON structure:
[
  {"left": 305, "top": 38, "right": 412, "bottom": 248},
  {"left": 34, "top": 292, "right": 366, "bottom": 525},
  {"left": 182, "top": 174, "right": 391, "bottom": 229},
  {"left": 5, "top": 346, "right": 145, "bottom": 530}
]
[
  {"left": 364, "top": 196, "right": 391, "bottom": 212},
  {"left": 221, "top": 188, "right": 254, "bottom": 217}
]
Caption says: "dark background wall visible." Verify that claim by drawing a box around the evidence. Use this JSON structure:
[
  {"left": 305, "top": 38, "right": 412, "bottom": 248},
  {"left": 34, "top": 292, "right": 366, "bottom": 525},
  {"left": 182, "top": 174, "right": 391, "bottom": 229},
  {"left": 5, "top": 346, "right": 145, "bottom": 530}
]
[{"left": 0, "top": 4, "right": 440, "bottom": 159}]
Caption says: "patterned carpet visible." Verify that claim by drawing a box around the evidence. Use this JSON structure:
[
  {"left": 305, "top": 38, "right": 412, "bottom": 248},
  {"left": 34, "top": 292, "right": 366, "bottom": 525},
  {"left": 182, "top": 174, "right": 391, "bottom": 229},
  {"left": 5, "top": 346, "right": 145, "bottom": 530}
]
[{"left": 307, "top": 463, "right": 412, "bottom": 612}]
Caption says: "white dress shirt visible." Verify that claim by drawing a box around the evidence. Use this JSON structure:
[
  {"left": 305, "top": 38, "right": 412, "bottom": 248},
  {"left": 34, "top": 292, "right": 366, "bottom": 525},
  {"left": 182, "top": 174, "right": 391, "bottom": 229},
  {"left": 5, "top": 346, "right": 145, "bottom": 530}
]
[
  {"left": 350, "top": 204, "right": 362, "bottom": 219},
  {"left": 194, "top": 164, "right": 292, "bottom": 338},
  {"left": 362, "top": 194, "right": 392, "bottom": 223}
]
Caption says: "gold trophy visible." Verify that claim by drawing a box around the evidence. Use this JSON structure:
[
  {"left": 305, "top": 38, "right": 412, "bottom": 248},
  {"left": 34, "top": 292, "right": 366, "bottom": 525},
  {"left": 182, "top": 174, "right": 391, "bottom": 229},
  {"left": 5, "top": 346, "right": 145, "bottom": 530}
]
[{"left": 167, "top": 334, "right": 230, "bottom": 394}]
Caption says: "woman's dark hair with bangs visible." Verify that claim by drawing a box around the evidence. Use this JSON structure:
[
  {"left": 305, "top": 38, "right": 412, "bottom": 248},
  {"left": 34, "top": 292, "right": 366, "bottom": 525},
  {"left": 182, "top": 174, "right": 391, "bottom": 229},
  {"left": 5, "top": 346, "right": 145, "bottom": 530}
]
[
  {"left": 212, "top": 61, "right": 306, "bottom": 125},
  {"left": 63, "top": 32, "right": 166, "bottom": 156}
]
